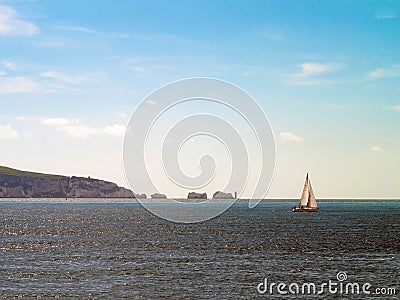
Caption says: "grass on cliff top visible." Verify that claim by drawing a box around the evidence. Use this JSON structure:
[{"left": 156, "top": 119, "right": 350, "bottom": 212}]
[{"left": 0, "top": 166, "right": 64, "bottom": 178}]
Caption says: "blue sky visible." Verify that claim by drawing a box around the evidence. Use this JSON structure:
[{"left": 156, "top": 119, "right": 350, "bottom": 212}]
[{"left": 0, "top": 0, "right": 399, "bottom": 198}]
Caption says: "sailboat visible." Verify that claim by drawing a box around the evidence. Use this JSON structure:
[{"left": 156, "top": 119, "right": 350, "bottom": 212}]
[{"left": 292, "top": 173, "right": 319, "bottom": 212}]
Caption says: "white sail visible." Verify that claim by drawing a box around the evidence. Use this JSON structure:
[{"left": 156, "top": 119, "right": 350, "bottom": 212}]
[
  {"left": 299, "top": 173, "right": 309, "bottom": 206},
  {"left": 307, "top": 181, "right": 318, "bottom": 208}
]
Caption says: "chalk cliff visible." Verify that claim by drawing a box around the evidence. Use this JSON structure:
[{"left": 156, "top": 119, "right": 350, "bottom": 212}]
[
  {"left": 212, "top": 191, "right": 234, "bottom": 199},
  {"left": 187, "top": 192, "right": 207, "bottom": 199},
  {"left": 0, "top": 166, "right": 134, "bottom": 198}
]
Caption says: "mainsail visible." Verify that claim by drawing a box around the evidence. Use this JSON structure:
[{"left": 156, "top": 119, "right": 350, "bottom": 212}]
[
  {"left": 299, "top": 173, "right": 309, "bottom": 206},
  {"left": 293, "top": 173, "right": 318, "bottom": 212},
  {"left": 307, "top": 181, "right": 318, "bottom": 208}
]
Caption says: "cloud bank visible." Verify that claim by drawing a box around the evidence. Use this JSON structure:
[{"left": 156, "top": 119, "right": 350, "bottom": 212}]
[{"left": 0, "top": 4, "right": 39, "bottom": 36}]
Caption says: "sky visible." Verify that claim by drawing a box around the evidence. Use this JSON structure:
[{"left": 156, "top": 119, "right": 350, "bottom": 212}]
[{"left": 0, "top": 0, "right": 399, "bottom": 199}]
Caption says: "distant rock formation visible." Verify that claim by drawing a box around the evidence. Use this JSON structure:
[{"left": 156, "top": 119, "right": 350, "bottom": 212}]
[
  {"left": 212, "top": 191, "right": 234, "bottom": 199},
  {"left": 151, "top": 193, "right": 167, "bottom": 199},
  {"left": 134, "top": 193, "right": 147, "bottom": 198},
  {"left": 0, "top": 166, "right": 134, "bottom": 198},
  {"left": 188, "top": 192, "right": 207, "bottom": 199}
]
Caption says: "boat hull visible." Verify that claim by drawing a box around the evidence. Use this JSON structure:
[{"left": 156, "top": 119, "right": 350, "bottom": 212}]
[{"left": 292, "top": 207, "right": 319, "bottom": 212}]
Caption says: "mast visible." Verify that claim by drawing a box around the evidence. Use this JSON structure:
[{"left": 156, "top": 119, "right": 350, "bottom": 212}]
[
  {"left": 307, "top": 181, "right": 318, "bottom": 208},
  {"left": 299, "top": 173, "right": 309, "bottom": 206}
]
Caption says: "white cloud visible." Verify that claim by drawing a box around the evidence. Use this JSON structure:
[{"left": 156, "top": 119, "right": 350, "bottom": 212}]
[
  {"left": 113, "top": 32, "right": 130, "bottom": 39},
  {"left": 0, "top": 76, "right": 40, "bottom": 94},
  {"left": 375, "top": 14, "right": 396, "bottom": 20},
  {"left": 54, "top": 25, "right": 98, "bottom": 34},
  {"left": 41, "top": 71, "right": 105, "bottom": 85},
  {"left": 101, "top": 124, "right": 126, "bottom": 137},
  {"left": 0, "top": 71, "right": 6, "bottom": 76},
  {"left": 58, "top": 124, "right": 100, "bottom": 139},
  {"left": 41, "top": 71, "right": 79, "bottom": 84},
  {"left": 45, "top": 82, "right": 82, "bottom": 92},
  {"left": 0, "top": 124, "right": 19, "bottom": 140},
  {"left": 390, "top": 105, "right": 400, "bottom": 112},
  {"left": 117, "top": 112, "right": 128, "bottom": 118},
  {"left": 286, "top": 62, "right": 345, "bottom": 85},
  {"left": 0, "top": 4, "right": 39, "bottom": 36},
  {"left": 41, "top": 117, "right": 126, "bottom": 139},
  {"left": 131, "top": 66, "right": 147, "bottom": 74},
  {"left": 15, "top": 115, "right": 40, "bottom": 122},
  {"left": 370, "top": 146, "right": 384, "bottom": 152},
  {"left": 280, "top": 132, "right": 303, "bottom": 143},
  {"left": 2, "top": 61, "right": 17, "bottom": 71},
  {"left": 41, "top": 71, "right": 104, "bottom": 93},
  {"left": 297, "top": 63, "right": 329, "bottom": 77},
  {"left": 369, "top": 65, "right": 400, "bottom": 79},
  {"left": 59, "top": 124, "right": 126, "bottom": 139},
  {"left": 41, "top": 117, "right": 74, "bottom": 127}
]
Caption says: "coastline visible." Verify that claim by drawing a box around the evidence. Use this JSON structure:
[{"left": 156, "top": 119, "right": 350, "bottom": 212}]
[{"left": 1, "top": 198, "right": 399, "bottom": 203}]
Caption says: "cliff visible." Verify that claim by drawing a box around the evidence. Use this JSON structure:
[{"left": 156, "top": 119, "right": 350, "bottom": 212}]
[
  {"left": 187, "top": 192, "right": 207, "bottom": 199},
  {"left": 0, "top": 166, "right": 134, "bottom": 198},
  {"left": 212, "top": 191, "right": 234, "bottom": 199},
  {"left": 134, "top": 193, "right": 147, "bottom": 199},
  {"left": 151, "top": 193, "right": 167, "bottom": 199}
]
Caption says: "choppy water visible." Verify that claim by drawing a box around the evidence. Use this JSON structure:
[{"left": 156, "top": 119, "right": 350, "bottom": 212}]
[{"left": 0, "top": 201, "right": 399, "bottom": 299}]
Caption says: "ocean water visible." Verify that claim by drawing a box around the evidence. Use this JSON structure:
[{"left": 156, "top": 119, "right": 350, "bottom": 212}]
[{"left": 0, "top": 201, "right": 399, "bottom": 299}]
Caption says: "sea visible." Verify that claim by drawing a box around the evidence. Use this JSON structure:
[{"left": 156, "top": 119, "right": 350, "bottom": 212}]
[{"left": 0, "top": 200, "right": 398, "bottom": 299}]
